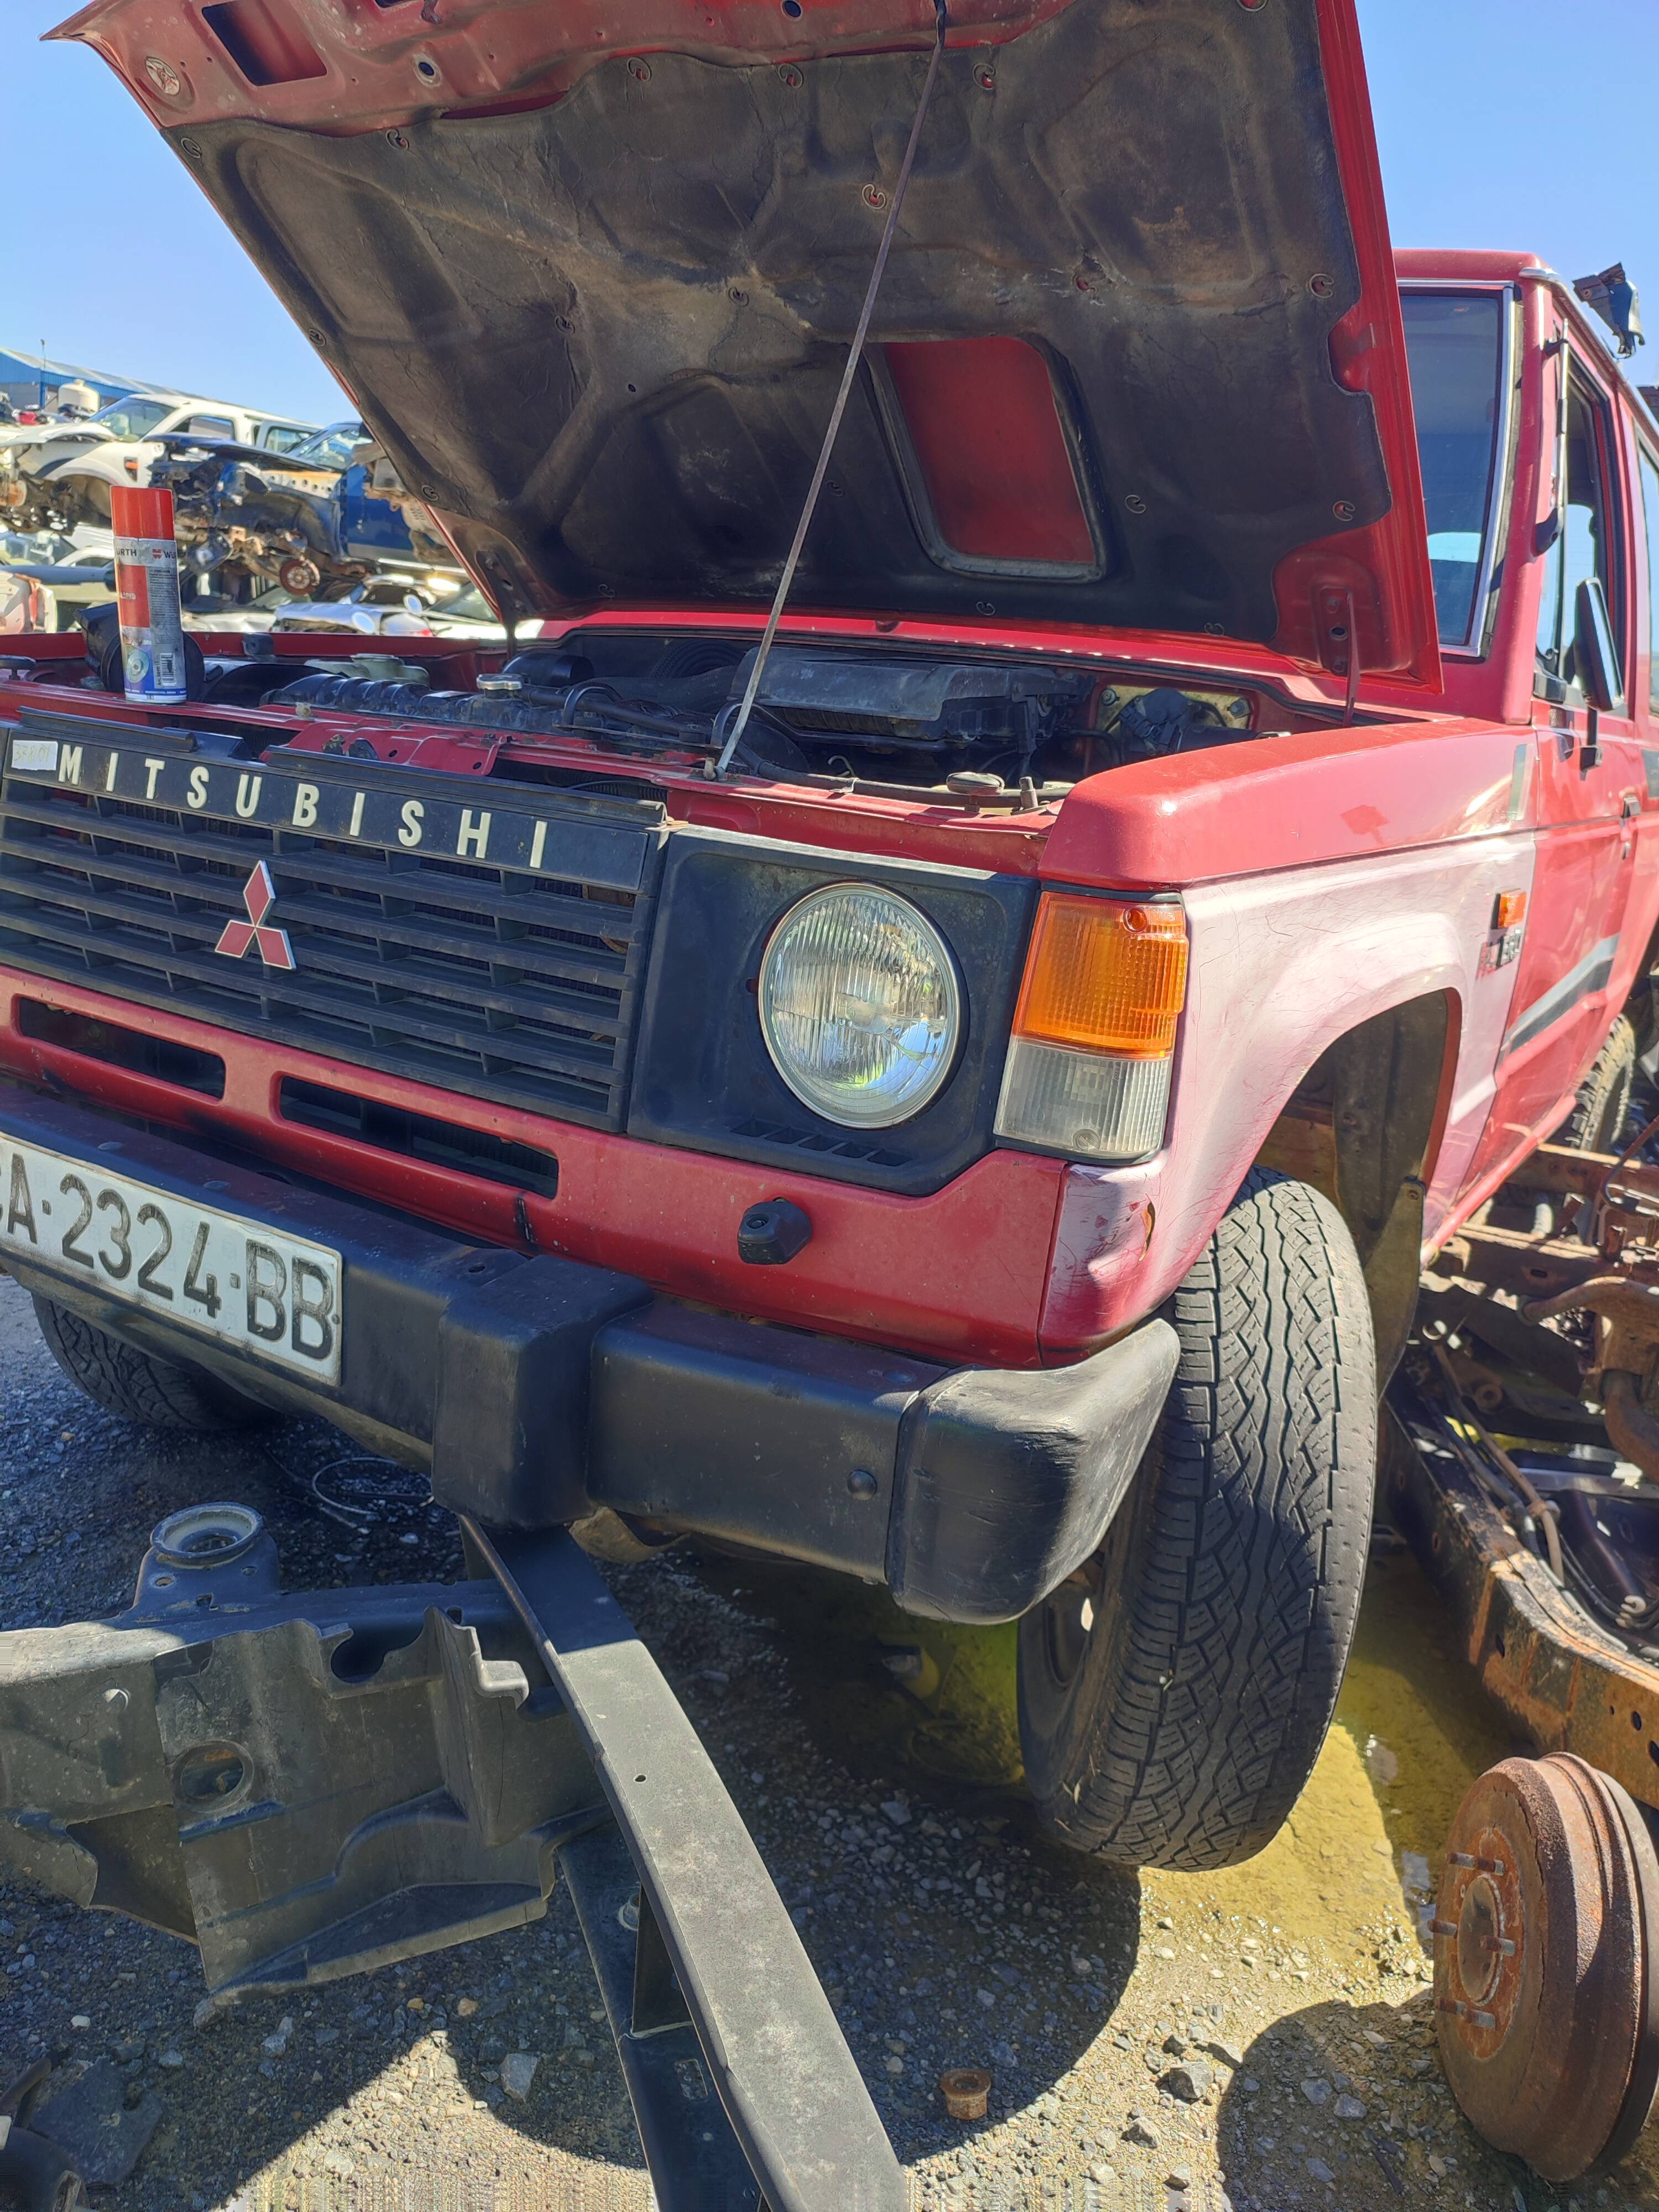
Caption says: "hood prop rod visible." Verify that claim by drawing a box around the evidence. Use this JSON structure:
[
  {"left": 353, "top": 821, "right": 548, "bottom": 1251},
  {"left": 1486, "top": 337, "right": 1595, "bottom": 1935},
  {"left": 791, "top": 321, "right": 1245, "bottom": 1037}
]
[{"left": 710, "top": 0, "right": 948, "bottom": 779}]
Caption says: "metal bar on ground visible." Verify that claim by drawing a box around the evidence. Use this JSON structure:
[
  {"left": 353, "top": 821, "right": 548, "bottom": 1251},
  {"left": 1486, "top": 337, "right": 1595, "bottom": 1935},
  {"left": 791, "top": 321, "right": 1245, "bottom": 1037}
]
[
  {"left": 467, "top": 1519, "right": 906, "bottom": 2212},
  {"left": 559, "top": 1823, "right": 761, "bottom": 2211}
]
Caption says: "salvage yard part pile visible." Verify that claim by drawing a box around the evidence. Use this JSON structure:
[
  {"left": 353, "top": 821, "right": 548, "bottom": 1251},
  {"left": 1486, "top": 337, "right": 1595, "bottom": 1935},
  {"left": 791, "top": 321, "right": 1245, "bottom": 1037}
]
[
  {"left": 1392, "top": 1056, "right": 1659, "bottom": 1673},
  {"left": 1375, "top": 1058, "right": 1659, "bottom": 2185}
]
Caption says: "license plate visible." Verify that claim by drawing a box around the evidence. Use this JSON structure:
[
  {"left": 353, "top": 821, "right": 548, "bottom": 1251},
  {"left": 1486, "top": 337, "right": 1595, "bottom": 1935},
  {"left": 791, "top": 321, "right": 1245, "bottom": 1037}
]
[{"left": 0, "top": 1138, "right": 342, "bottom": 1384}]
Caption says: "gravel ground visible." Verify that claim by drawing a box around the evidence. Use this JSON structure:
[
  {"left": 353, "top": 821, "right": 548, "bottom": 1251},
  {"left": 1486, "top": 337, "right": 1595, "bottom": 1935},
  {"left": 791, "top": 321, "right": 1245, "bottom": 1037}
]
[{"left": 3, "top": 1266, "right": 1659, "bottom": 2211}]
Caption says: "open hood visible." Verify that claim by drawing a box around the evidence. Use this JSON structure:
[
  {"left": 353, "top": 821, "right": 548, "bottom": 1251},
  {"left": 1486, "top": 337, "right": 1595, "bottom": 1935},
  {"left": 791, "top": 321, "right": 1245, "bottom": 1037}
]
[
  {"left": 56, "top": 0, "right": 1438, "bottom": 685},
  {"left": 0, "top": 425, "right": 112, "bottom": 452}
]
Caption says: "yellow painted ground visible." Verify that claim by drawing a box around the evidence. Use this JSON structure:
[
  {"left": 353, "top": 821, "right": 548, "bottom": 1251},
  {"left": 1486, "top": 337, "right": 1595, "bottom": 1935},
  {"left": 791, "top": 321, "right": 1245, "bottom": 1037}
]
[
  {"left": 1173, "top": 1546, "right": 1516, "bottom": 1945},
  {"left": 747, "top": 1539, "right": 1659, "bottom": 2205}
]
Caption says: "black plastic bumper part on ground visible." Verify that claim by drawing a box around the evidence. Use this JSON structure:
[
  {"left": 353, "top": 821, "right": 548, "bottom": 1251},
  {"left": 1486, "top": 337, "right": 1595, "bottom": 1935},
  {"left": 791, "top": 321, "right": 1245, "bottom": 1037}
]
[
  {"left": 0, "top": 1082, "right": 1176, "bottom": 1623},
  {"left": 0, "top": 1503, "right": 905, "bottom": 2211}
]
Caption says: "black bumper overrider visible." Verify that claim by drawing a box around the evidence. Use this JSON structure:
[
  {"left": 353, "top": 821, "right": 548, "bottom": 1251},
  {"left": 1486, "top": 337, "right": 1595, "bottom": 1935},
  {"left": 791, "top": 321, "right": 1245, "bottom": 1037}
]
[{"left": 0, "top": 1084, "right": 1176, "bottom": 1624}]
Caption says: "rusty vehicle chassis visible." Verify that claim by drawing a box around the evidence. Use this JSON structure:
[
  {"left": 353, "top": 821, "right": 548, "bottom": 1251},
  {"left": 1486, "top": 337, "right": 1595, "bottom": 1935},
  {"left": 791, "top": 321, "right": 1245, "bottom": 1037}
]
[
  {"left": 1389, "top": 1410, "right": 1659, "bottom": 1814},
  {"left": 1395, "top": 1136, "right": 1659, "bottom": 1801},
  {"left": 1387, "top": 1135, "right": 1659, "bottom": 2177},
  {"left": 1429, "top": 1142, "right": 1659, "bottom": 1470}
]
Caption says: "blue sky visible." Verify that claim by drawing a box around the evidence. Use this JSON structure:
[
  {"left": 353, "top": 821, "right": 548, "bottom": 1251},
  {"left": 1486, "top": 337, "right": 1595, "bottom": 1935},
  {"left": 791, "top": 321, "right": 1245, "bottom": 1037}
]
[{"left": 7, "top": 0, "right": 1659, "bottom": 423}]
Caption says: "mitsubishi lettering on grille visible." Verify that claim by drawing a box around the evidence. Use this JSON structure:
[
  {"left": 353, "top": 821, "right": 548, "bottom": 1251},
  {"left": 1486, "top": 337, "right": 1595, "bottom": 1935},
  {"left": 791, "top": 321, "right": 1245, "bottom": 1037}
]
[
  {"left": 1, "top": 732, "right": 654, "bottom": 1129},
  {"left": 216, "top": 862, "right": 295, "bottom": 971}
]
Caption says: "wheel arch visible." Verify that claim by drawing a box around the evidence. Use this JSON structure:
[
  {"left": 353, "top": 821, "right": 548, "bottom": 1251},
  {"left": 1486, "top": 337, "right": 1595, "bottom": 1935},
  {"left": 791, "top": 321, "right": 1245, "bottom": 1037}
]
[
  {"left": 1254, "top": 987, "right": 1459, "bottom": 1380},
  {"left": 36, "top": 469, "right": 114, "bottom": 526},
  {"left": 1042, "top": 859, "right": 1493, "bottom": 1363}
]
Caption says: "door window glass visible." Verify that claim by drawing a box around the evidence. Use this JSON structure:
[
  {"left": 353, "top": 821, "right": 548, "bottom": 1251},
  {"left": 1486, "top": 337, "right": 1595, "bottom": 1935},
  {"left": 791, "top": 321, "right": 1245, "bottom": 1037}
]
[
  {"left": 1400, "top": 291, "right": 1507, "bottom": 648},
  {"left": 257, "top": 424, "right": 309, "bottom": 452},
  {"left": 1640, "top": 446, "right": 1659, "bottom": 712},
  {"left": 1536, "top": 364, "right": 1624, "bottom": 696},
  {"left": 182, "top": 415, "right": 235, "bottom": 441}
]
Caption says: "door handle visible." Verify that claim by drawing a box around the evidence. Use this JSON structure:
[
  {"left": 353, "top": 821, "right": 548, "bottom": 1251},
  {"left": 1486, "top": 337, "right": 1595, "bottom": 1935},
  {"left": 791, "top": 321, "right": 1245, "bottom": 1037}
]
[{"left": 1623, "top": 791, "right": 1642, "bottom": 817}]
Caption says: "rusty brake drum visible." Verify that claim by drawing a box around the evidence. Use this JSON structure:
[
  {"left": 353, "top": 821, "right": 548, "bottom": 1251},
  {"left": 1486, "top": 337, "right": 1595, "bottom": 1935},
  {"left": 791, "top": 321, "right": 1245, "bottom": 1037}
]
[{"left": 1434, "top": 1752, "right": 1659, "bottom": 2181}]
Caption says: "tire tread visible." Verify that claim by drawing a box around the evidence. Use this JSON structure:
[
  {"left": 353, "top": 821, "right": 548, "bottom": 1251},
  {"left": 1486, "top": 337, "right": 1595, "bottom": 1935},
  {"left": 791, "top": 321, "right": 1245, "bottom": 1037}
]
[
  {"left": 32, "top": 1296, "right": 268, "bottom": 1433},
  {"left": 1021, "top": 1171, "right": 1375, "bottom": 1869}
]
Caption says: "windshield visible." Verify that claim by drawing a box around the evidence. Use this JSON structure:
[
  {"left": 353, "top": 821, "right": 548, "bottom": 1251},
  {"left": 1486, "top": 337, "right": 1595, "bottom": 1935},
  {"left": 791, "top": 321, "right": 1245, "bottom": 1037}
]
[
  {"left": 285, "top": 422, "right": 364, "bottom": 469},
  {"left": 1401, "top": 290, "right": 1509, "bottom": 650},
  {"left": 86, "top": 397, "right": 172, "bottom": 441}
]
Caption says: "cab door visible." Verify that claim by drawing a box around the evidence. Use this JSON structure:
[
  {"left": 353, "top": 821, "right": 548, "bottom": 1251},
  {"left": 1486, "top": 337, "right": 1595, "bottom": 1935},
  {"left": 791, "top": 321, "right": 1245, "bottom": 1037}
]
[
  {"left": 1473, "top": 331, "right": 1647, "bottom": 1176},
  {"left": 338, "top": 464, "right": 415, "bottom": 564}
]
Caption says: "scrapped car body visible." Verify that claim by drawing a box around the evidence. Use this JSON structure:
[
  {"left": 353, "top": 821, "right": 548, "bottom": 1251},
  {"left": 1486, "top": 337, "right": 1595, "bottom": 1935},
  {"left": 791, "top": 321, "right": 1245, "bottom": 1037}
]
[
  {"left": 267, "top": 577, "right": 508, "bottom": 639},
  {"left": 0, "top": 389, "right": 317, "bottom": 536},
  {"left": 147, "top": 425, "right": 465, "bottom": 605},
  {"left": 0, "top": 528, "right": 115, "bottom": 630},
  {"left": 4, "top": 0, "right": 1659, "bottom": 2197},
  {"left": 149, "top": 431, "right": 392, "bottom": 601},
  {"left": 0, "top": 570, "right": 51, "bottom": 634}
]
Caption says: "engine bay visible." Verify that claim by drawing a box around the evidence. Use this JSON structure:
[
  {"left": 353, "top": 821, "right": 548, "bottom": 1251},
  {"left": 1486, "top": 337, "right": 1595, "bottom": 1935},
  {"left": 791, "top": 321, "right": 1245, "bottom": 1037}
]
[
  {"left": 3, "top": 617, "right": 1338, "bottom": 802},
  {"left": 253, "top": 629, "right": 1314, "bottom": 796}
]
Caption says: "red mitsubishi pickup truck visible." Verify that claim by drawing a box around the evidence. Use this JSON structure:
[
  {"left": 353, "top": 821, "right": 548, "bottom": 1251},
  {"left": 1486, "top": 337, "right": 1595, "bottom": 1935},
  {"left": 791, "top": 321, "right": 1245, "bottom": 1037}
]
[{"left": 4, "top": 0, "right": 1657, "bottom": 1882}]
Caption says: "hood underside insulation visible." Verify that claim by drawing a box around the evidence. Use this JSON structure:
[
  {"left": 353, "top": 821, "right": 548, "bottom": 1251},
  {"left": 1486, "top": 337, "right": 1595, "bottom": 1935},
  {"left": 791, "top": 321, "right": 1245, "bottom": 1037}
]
[{"left": 152, "top": 0, "right": 1419, "bottom": 656}]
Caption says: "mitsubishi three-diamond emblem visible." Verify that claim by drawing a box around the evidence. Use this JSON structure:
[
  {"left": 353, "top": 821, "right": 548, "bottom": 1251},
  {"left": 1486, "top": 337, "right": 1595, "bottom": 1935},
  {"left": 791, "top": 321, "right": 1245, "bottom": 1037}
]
[{"left": 215, "top": 861, "right": 296, "bottom": 971}]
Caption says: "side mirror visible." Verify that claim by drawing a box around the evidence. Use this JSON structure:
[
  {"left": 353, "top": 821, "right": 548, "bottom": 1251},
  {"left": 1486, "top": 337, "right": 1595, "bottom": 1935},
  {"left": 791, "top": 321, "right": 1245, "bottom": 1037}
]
[{"left": 1574, "top": 576, "right": 1624, "bottom": 712}]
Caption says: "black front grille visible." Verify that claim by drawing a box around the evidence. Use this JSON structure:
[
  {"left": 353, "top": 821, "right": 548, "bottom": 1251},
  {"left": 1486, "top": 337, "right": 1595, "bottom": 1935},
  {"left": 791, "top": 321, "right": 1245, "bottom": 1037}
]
[{"left": 0, "top": 758, "right": 660, "bottom": 1130}]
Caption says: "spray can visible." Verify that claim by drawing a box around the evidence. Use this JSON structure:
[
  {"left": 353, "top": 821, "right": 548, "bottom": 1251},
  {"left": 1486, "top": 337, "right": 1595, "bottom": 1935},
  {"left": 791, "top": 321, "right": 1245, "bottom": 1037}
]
[{"left": 110, "top": 484, "right": 187, "bottom": 706}]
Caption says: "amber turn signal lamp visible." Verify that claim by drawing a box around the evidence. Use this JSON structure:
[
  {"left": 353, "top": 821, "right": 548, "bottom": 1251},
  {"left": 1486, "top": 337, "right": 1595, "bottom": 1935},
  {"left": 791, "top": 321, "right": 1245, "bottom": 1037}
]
[
  {"left": 1013, "top": 894, "right": 1189, "bottom": 1061},
  {"left": 1494, "top": 890, "right": 1528, "bottom": 930}
]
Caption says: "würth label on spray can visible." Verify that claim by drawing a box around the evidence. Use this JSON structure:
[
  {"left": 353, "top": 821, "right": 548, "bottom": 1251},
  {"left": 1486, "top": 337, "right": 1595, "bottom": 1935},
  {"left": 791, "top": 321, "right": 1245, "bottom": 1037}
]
[{"left": 110, "top": 484, "right": 187, "bottom": 706}]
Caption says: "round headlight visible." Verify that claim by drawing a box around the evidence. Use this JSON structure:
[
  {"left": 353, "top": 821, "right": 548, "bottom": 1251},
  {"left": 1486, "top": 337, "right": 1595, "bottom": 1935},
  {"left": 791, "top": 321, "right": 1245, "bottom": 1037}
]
[{"left": 758, "top": 884, "right": 962, "bottom": 1128}]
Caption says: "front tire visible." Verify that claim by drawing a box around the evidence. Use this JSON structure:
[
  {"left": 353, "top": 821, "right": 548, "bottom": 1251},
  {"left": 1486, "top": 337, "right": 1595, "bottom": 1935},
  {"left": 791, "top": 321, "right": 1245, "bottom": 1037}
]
[
  {"left": 33, "top": 1296, "right": 272, "bottom": 1433},
  {"left": 1018, "top": 1171, "right": 1376, "bottom": 1869}
]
